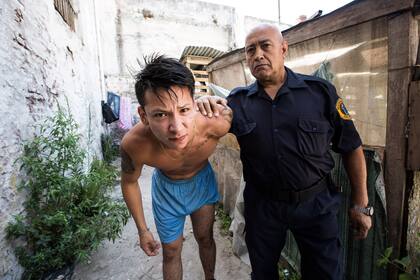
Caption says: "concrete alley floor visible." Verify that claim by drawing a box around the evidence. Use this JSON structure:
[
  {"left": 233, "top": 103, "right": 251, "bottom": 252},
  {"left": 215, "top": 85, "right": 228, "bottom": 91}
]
[{"left": 72, "top": 165, "right": 251, "bottom": 280}]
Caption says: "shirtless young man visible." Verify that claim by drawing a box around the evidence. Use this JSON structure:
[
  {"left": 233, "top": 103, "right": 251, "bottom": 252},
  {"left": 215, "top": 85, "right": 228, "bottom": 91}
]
[{"left": 120, "top": 55, "right": 232, "bottom": 280}]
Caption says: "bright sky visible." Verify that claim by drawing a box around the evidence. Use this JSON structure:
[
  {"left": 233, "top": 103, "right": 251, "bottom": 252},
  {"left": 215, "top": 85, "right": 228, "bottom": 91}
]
[{"left": 202, "top": 0, "right": 354, "bottom": 26}]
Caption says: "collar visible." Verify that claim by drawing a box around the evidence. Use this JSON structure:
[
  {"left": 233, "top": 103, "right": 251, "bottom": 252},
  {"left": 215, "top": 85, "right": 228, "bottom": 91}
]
[
  {"left": 245, "top": 82, "right": 259, "bottom": 97},
  {"left": 246, "top": 67, "right": 308, "bottom": 97},
  {"left": 285, "top": 67, "right": 309, "bottom": 89}
]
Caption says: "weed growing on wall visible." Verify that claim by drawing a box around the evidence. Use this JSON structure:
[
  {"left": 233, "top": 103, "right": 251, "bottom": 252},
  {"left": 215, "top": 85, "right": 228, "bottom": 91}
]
[
  {"left": 6, "top": 106, "right": 129, "bottom": 279},
  {"left": 215, "top": 203, "right": 232, "bottom": 236},
  {"left": 377, "top": 247, "right": 420, "bottom": 280}
]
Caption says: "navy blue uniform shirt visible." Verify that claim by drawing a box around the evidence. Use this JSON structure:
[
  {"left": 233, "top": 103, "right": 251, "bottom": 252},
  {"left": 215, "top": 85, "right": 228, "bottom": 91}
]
[{"left": 227, "top": 67, "right": 362, "bottom": 192}]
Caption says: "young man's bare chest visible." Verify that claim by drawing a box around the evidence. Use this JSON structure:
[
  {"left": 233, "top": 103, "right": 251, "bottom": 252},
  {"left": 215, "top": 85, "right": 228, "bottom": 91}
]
[{"left": 143, "top": 134, "right": 218, "bottom": 179}]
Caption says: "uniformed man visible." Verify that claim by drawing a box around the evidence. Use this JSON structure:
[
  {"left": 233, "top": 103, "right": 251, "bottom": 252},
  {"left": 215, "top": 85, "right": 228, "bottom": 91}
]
[{"left": 196, "top": 24, "right": 373, "bottom": 280}]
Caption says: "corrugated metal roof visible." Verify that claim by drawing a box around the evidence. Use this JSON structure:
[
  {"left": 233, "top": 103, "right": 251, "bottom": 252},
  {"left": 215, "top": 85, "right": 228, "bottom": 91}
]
[
  {"left": 207, "top": 47, "right": 244, "bottom": 68},
  {"left": 180, "top": 46, "right": 225, "bottom": 61}
]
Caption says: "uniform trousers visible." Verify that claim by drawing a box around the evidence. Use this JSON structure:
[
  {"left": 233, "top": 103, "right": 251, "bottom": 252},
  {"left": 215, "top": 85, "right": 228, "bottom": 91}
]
[{"left": 244, "top": 183, "right": 343, "bottom": 280}]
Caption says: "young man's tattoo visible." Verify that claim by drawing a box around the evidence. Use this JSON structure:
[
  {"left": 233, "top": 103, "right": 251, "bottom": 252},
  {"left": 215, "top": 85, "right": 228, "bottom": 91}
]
[{"left": 121, "top": 147, "right": 135, "bottom": 173}]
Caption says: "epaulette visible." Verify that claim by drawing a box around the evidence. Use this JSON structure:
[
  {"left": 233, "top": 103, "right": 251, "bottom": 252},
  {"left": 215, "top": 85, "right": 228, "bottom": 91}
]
[
  {"left": 299, "top": 73, "right": 336, "bottom": 97},
  {"left": 299, "top": 73, "right": 333, "bottom": 88}
]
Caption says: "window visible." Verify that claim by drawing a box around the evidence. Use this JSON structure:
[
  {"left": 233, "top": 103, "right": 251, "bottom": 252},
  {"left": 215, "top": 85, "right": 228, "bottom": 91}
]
[{"left": 54, "top": 0, "right": 76, "bottom": 31}]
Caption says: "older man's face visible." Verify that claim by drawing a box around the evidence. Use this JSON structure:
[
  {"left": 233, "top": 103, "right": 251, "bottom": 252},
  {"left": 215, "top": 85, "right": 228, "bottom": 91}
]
[{"left": 245, "top": 26, "right": 288, "bottom": 84}]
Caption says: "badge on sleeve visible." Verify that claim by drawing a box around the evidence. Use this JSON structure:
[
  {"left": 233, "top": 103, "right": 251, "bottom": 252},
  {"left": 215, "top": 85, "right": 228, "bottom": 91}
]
[{"left": 336, "top": 98, "right": 351, "bottom": 120}]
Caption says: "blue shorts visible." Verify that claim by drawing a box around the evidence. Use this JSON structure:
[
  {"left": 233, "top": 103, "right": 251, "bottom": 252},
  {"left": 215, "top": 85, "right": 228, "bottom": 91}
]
[{"left": 152, "top": 162, "right": 219, "bottom": 244}]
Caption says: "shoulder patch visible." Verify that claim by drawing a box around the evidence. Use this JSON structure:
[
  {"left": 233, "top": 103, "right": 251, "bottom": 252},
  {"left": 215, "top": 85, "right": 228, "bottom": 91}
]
[{"left": 336, "top": 98, "right": 351, "bottom": 120}]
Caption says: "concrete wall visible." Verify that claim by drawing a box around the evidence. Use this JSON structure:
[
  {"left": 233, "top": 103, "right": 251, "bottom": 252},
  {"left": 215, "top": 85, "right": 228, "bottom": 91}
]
[
  {"left": 207, "top": 48, "right": 254, "bottom": 92},
  {"left": 96, "top": 0, "right": 237, "bottom": 97},
  {"left": 209, "top": 135, "right": 241, "bottom": 215},
  {"left": 0, "top": 0, "right": 104, "bottom": 278}
]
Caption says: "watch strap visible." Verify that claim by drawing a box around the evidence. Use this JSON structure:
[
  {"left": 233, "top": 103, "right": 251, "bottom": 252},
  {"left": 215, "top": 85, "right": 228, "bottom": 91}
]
[{"left": 352, "top": 205, "right": 374, "bottom": 216}]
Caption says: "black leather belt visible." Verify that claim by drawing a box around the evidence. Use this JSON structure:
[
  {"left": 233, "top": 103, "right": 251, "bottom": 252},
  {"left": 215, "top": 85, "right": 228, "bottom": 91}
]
[{"left": 269, "top": 175, "right": 331, "bottom": 203}]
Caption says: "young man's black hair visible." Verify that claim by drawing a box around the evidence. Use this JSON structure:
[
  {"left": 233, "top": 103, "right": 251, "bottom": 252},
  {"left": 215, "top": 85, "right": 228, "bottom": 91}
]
[{"left": 134, "top": 55, "right": 195, "bottom": 107}]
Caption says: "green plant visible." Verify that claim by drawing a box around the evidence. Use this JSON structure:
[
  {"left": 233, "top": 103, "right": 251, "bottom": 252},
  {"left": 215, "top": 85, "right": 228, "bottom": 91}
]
[
  {"left": 215, "top": 203, "right": 232, "bottom": 236},
  {"left": 377, "top": 247, "right": 420, "bottom": 280},
  {"left": 100, "top": 133, "right": 119, "bottom": 164},
  {"left": 6, "top": 106, "right": 129, "bottom": 279},
  {"left": 278, "top": 261, "right": 301, "bottom": 280}
]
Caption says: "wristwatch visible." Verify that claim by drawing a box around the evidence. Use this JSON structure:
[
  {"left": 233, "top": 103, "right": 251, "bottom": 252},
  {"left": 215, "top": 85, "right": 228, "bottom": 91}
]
[{"left": 352, "top": 205, "right": 374, "bottom": 216}]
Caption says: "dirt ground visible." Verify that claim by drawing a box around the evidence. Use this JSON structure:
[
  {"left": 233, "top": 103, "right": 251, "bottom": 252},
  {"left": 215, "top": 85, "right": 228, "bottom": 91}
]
[{"left": 72, "top": 165, "right": 251, "bottom": 280}]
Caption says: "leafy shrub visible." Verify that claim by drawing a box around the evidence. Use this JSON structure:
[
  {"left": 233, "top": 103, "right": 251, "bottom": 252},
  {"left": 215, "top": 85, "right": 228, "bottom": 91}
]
[
  {"left": 100, "top": 133, "right": 119, "bottom": 164},
  {"left": 377, "top": 246, "right": 419, "bottom": 280},
  {"left": 278, "top": 259, "right": 301, "bottom": 280},
  {"left": 6, "top": 106, "right": 129, "bottom": 279}
]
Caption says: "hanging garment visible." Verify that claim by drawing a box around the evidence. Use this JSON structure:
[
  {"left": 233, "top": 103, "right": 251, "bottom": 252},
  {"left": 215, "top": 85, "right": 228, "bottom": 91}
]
[
  {"left": 102, "top": 101, "right": 119, "bottom": 124},
  {"left": 107, "top": 91, "right": 120, "bottom": 118},
  {"left": 118, "top": 96, "right": 133, "bottom": 130}
]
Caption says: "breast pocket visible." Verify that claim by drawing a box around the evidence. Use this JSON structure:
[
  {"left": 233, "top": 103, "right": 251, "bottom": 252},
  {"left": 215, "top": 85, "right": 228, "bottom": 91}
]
[
  {"left": 231, "top": 121, "right": 256, "bottom": 152},
  {"left": 232, "top": 121, "right": 256, "bottom": 137},
  {"left": 298, "top": 118, "right": 331, "bottom": 157}
]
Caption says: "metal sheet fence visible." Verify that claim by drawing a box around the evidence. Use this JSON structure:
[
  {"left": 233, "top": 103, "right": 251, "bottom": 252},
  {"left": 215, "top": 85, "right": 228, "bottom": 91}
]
[{"left": 282, "top": 149, "right": 388, "bottom": 279}]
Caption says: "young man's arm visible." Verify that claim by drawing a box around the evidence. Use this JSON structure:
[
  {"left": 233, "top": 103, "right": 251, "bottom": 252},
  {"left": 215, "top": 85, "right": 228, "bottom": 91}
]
[
  {"left": 204, "top": 103, "right": 232, "bottom": 137},
  {"left": 120, "top": 146, "right": 160, "bottom": 256}
]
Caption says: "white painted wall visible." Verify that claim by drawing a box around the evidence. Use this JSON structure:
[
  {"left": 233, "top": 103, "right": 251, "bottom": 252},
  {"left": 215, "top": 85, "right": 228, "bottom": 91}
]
[
  {"left": 96, "top": 0, "right": 237, "bottom": 96},
  {"left": 0, "top": 0, "right": 104, "bottom": 278},
  {"left": 0, "top": 0, "right": 277, "bottom": 276}
]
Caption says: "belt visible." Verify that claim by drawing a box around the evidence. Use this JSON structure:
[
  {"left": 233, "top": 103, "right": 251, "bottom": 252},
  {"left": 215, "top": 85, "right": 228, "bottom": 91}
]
[{"left": 268, "top": 175, "right": 331, "bottom": 203}]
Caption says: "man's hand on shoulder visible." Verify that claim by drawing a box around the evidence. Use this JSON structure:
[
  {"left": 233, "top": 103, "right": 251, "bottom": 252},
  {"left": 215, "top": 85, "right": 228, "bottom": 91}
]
[
  {"left": 195, "top": 95, "right": 228, "bottom": 118},
  {"left": 200, "top": 102, "right": 232, "bottom": 138},
  {"left": 215, "top": 103, "right": 232, "bottom": 122}
]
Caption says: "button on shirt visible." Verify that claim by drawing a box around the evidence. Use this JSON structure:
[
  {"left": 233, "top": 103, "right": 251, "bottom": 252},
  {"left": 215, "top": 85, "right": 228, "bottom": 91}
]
[{"left": 227, "top": 67, "right": 362, "bottom": 192}]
